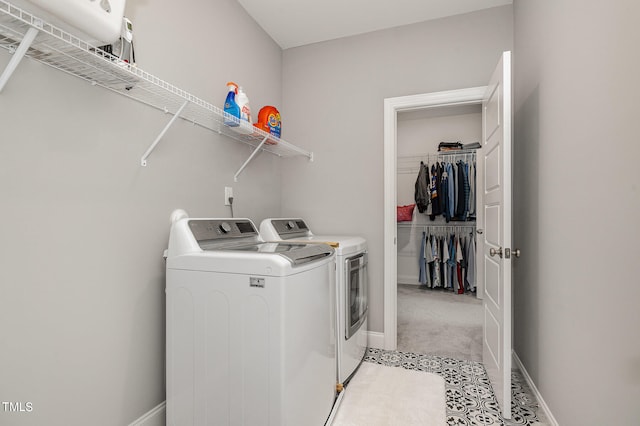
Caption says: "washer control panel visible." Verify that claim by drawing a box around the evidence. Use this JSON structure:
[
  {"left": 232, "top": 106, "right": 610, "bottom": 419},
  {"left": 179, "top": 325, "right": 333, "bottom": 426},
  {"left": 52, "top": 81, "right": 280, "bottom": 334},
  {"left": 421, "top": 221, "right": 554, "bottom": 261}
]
[{"left": 188, "top": 219, "right": 258, "bottom": 243}]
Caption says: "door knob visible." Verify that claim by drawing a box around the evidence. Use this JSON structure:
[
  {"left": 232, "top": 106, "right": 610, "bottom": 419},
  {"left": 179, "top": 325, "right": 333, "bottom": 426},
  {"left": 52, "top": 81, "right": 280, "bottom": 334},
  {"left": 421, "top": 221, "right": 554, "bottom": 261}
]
[
  {"left": 513, "top": 248, "right": 521, "bottom": 258},
  {"left": 489, "top": 247, "right": 503, "bottom": 258}
]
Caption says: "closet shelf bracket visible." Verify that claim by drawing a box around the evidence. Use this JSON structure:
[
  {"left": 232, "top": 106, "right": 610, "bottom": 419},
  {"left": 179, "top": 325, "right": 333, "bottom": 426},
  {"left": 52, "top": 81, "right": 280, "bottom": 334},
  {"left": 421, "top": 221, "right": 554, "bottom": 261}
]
[
  {"left": 0, "top": 25, "right": 39, "bottom": 93},
  {"left": 234, "top": 134, "right": 269, "bottom": 182},
  {"left": 140, "top": 100, "right": 190, "bottom": 166}
]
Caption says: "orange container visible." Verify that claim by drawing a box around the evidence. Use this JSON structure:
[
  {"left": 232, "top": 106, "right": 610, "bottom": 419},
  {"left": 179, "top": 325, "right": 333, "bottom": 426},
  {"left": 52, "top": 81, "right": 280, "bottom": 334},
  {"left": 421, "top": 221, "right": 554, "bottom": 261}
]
[{"left": 254, "top": 106, "right": 281, "bottom": 144}]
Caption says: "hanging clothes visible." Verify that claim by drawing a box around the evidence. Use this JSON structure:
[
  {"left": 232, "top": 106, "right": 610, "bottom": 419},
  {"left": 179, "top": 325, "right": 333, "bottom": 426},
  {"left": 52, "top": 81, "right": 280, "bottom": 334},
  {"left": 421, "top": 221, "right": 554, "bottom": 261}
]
[
  {"left": 409, "top": 153, "right": 476, "bottom": 223},
  {"left": 441, "top": 166, "right": 450, "bottom": 223},
  {"left": 425, "top": 165, "right": 433, "bottom": 216},
  {"left": 455, "top": 161, "right": 465, "bottom": 219},
  {"left": 466, "top": 234, "right": 476, "bottom": 291},
  {"left": 419, "top": 231, "right": 427, "bottom": 285},
  {"left": 468, "top": 161, "right": 476, "bottom": 217},
  {"left": 431, "top": 235, "right": 441, "bottom": 288},
  {"left": 446, "top": 162, "right": 455, "bottom": 220},
  {"left": 414, "top": 161, "right": 430, "bottom": 213},
  {"left": 405, "top": 151, "right": 478, "bottom": 293},
  {"left": 438, "top": 163, "right": 447, "bottom": 217},
  {"left": 442, "top": 236, "right": 450, "bottom": 289},
  {"left": 428, "top": 164, "right": 438, "bottom": 218},
  {"left": 460, "top": 235, "right": 468, "bottom": 290},
  {"left": 424, "top": 233, "right": 433, "bottom": 287},
  {"left": 456, "top": 235, "right": 465, "bottom": 294},
  {"left": 445, "top": 234, "right": 455, "bottom": 290},
  {"left": 462, "top": 162, "right": 471, "bottom": 220},
  {"left": 412, "top": 228, "right": 476, "bottom": 293},
  {"left": 429, "top": 163, "right": 443, "bottom": 219}
]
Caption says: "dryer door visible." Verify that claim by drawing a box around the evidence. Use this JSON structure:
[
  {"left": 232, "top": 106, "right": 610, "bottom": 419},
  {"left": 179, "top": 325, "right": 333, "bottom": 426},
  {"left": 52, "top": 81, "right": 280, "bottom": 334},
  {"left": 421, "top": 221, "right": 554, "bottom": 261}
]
[{"left": 345, "top": 252, "right": 368, "bottom": 339}]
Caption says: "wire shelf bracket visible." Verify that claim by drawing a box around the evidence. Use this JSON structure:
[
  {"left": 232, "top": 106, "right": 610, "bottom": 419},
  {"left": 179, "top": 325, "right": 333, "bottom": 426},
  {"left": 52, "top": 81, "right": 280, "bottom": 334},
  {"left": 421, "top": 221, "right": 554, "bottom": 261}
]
[
  {"left": 234, "top": 134, "right": 268, "bottom": 182},
  {"left": 140, "top": 100, "right": 189, "bottom": 166},
  {"left": 0, "top": 24, "right": 37, "bottom": 92}
]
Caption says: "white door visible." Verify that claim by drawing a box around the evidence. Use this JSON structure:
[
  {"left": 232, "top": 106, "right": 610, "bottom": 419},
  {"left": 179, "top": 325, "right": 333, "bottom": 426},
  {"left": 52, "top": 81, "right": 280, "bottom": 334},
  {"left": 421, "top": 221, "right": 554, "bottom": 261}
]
[{"left": 479, "top": 51, "right": 513, "bottom": 420}]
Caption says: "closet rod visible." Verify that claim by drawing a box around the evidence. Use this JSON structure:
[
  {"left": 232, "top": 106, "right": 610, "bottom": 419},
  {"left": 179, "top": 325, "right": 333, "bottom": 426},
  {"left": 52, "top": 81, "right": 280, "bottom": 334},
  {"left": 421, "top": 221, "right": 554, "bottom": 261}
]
[
  {"left": 397, "top": 223, "right": 476, "bottom": 228},
  {"left": 399, "top": 154, "right": 476, "bottom": 163},
  {"left": 437, "top": 148, "right": 478, "bottom": 155},
  {"left": 420, "top": 226, "right": 477, "bottom": 235},
  {"left": 397, "top": 149, "right": 477, "bottom": 160},
  {"left": 397, "top": 151, "right": 477, "bottom": 174},
  {"left": 421, "top": 224, "right": 475, "bottom": 227}
]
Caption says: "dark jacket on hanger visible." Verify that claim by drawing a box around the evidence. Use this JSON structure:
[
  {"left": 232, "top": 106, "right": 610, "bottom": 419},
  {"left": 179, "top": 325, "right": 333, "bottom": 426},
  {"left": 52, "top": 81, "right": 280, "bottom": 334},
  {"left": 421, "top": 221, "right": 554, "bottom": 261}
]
[
  {"left": 456, "top": 161, "right": 466, "bottom": 218},
  {"left": 414, "top": 161, "right": 430, "bottom": 213},
  {"left": 439, "top": 162, "right": 448, "bottom": 217},
  {"left": 429, "top": 163, "right": 443, "bottom": 219},
  {"left": 441, "top": 164, "right": 450, "bottom": 222}
]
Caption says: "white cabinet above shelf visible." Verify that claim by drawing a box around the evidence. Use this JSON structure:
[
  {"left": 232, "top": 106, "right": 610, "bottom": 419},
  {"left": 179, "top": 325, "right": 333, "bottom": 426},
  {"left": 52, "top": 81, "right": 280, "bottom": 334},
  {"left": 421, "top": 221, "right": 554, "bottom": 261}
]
[{"left": 0, "top": 0, "right": 312, "bottom": 179}]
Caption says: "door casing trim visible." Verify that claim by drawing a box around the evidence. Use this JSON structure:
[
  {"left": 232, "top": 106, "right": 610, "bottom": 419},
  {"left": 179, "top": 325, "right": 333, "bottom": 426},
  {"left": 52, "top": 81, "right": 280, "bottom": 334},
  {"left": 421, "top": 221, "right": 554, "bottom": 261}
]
[{"left": 382, "top": 86, "right": 487, "bottom": 350}]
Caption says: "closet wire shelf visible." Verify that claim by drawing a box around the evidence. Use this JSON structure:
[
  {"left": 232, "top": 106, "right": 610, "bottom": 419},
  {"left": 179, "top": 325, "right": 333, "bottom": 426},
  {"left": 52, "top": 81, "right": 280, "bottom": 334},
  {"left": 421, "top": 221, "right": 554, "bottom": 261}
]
[
  {"left": 397, "top": 222, "right": 476, "bottom": 228},
  {"left": 397, "top": 150, "right": 477, "bottom": 174},
  {"left": 0, "top": 0, "right": 313, "bottom": 173}
]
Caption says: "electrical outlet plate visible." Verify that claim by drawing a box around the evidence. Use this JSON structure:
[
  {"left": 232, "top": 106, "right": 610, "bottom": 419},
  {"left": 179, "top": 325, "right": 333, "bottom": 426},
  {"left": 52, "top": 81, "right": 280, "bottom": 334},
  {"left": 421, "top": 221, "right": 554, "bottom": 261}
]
[{"left": 224, "top": 187, "right": 233, "bottom": 206}]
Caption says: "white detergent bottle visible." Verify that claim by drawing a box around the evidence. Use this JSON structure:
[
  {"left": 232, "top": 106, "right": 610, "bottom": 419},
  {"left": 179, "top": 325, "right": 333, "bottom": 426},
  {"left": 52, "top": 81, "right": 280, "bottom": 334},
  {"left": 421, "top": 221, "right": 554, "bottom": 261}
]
[
  {"left": 236, "top": 87, "right": 252, "bottom": 123},
  {"left": 235, "top": 86, "right": 253, "bottom": 134}
]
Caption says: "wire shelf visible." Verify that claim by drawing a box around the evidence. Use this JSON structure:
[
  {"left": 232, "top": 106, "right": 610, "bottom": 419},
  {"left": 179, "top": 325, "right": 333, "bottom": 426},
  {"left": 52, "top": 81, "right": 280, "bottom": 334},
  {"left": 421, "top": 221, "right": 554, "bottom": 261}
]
[
  {"left": 0, "top": 0, "right": 312, "bottom": 168},
  {"left": 397, "top": 151, "right": 477, "bottom": 174},
  {"left": 397, "top": 222, "right": 476, "bottom": 229}
]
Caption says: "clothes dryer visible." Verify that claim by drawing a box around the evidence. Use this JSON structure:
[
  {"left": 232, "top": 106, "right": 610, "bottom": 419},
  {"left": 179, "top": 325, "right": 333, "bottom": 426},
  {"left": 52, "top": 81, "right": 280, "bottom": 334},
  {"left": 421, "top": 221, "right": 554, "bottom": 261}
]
[
  {"left": 259, "top": 218, "right": 368, "bottom": 386},
  {"left": 166, "top": 212, "right": 336, "bottom": 426}
]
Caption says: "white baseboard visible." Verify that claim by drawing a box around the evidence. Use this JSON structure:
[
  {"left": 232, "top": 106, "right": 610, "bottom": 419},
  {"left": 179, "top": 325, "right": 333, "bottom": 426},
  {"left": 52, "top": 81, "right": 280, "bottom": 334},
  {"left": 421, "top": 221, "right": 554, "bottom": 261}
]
[
  {"left": 128, "top": 401, "right": 166, "bottom": 426},
  {"left": 397, "top": 274, "right": 419, "bottom": 285},
  {"left": 367, "top": 331, "right": 385, "bottom": 349},
  {"left": 512, "top": 351, "right": 558, "bottom": 426}
]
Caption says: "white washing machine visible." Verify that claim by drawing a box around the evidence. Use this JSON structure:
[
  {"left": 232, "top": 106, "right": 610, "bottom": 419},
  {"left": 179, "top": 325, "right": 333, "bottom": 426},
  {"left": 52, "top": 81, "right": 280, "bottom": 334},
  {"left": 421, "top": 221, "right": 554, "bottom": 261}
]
[
  {"left": 165, "top": 212, "right": 336, "bottom": 426},
  {"left": 259, "top": 218, "right": 368, "bottom": 386}
]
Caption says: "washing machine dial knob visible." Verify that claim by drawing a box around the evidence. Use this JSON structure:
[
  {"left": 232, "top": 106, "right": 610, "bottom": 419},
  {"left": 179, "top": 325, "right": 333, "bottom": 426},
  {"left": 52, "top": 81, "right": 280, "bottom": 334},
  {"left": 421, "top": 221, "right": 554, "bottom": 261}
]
[
  {"left": 219, "top": 222, "right": 232, "bottom": 234},
  {"left": 286, "top": 220, "right": 296, "bottom": 230}
]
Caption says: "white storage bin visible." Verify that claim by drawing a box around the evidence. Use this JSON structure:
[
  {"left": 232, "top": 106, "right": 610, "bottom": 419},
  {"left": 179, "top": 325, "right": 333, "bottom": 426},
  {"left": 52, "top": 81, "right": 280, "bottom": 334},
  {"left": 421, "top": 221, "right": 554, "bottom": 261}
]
[{"left": 9, "top": 0, "right": 126, "bottom": 45}]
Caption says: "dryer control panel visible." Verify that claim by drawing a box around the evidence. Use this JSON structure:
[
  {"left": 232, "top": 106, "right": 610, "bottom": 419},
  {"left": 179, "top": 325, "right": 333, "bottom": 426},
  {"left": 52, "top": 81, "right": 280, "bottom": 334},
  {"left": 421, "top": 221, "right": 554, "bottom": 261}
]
[{"left": 269, "top": 219, "right": 310, "bottom": 238}]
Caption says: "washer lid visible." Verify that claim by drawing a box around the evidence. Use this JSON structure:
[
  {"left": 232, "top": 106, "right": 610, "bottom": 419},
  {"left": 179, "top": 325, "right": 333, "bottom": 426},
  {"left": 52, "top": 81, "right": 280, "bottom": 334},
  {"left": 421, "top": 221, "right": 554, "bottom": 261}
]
[
  {"left": 215, "top": 242, "right": 334, "bottom": 266},
  {"left": 187, "top": 219, "right": 333, "bottom": 265}
]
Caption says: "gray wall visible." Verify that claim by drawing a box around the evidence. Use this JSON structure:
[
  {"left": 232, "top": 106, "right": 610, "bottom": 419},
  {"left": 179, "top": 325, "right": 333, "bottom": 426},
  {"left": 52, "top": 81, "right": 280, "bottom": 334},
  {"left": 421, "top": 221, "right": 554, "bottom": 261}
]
[
  {"left": 281, "top": 6, "right": 513, "bottom": 333},
  {"left": 0, "top": 0, "right": 284, "bottom": 424},
  {"left": 513, "top": 1, "right": 640, "bottom": 424}
]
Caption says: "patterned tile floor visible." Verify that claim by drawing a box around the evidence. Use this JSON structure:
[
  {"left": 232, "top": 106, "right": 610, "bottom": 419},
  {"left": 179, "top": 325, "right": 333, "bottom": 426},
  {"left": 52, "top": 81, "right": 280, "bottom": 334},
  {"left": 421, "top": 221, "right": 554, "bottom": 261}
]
[{"left": 364, "top": 348, "right": 547, "bottom": 425}]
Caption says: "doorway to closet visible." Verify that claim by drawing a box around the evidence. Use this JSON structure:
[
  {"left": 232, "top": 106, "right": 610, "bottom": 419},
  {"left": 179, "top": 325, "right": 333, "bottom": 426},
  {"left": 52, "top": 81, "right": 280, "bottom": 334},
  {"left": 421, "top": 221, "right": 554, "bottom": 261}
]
[
  {"left": 382, "top": 49, "right": 514, "bottom": 421},
  {"left": 395, "top": 103, "right": 483, "bottom": 361},
  {"left": 382, "top": 86, "right": 487, "bottom": 352}
]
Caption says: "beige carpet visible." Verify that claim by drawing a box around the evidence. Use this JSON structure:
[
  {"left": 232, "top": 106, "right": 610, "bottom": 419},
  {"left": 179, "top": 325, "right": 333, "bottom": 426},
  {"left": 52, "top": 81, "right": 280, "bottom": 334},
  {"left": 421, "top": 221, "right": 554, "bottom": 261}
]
[
  {"left": 330, "top": 363, "right": 446, "bottom": 426},
  {"left": 397, "top": 284, "right": 483, "bottom": 361}
]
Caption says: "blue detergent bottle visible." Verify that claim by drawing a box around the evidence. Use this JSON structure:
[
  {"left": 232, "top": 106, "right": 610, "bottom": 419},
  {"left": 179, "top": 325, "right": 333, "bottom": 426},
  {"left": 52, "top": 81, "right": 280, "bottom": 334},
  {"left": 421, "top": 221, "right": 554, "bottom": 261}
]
[{"left": 223, "top": 81, "right": 240, "bottom": 127}]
